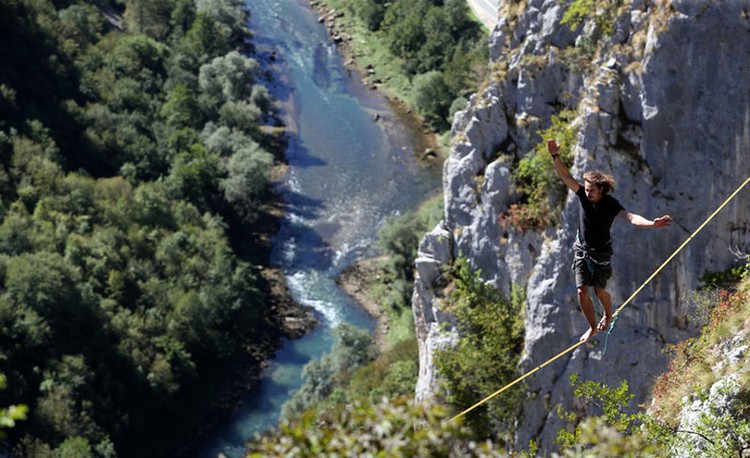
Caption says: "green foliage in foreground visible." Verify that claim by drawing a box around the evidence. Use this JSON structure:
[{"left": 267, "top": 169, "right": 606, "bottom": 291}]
[
  {"left": 555, "top": 369, "right": 750, "bottom": 457},
  {"left": 555, "top": 374, "right": 640, "bottom": 451},
  {"left": 249, "top": 397, "right": 506, "bottom": 457},
  {"left": 435, "top": 257, "right": 525, "bottom": 439},
  {"left": 0, "top": 374, "right": 27, "bottom": 441}
]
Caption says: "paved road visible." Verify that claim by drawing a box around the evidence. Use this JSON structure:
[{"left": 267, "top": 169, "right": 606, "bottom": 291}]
[{"left": 468, "top": 0, "right": 498, "bottom": 30}]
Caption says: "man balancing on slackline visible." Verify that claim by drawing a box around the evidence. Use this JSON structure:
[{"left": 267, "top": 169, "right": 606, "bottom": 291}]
[{"left": 547, "top": 139, "right": 673, "bottom": 342}]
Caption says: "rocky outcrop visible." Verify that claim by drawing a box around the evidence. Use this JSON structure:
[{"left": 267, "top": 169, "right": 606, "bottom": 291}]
[
  {"left": 670, "top": 328, "right": 749, "bottom": 457},
  {"left": 413, "top": 0, "right": 750, "bottom": 453},
  {"left": 674, "top": 374, "right": 747, "bottom": 457}
]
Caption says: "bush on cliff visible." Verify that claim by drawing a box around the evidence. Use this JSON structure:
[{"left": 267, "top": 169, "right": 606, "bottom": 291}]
[{"left": 435, "top": 257, "right": 526, "bottom": 440}]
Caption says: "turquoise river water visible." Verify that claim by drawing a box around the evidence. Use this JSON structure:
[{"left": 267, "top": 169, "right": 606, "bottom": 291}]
[{"left": 199, "top": 0, "right": 441, "bottom": 456}]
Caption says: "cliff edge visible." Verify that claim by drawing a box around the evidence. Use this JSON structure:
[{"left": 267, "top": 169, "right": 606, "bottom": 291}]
[{"left": 413, "top": 0, "right": 750, "bottom": 452}]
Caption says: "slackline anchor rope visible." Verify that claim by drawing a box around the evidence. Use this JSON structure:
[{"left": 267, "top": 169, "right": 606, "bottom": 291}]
[{"left": 450, "top": 175, "right": 750, "bottom": 423}]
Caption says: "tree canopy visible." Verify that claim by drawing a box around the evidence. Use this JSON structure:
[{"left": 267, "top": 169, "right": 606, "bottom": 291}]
[
  {"left": 345, "top": 0, "right": 487, "bottom": 130},
  {"left": 0, "top": 0, "right": 284, "bottom": 456}
]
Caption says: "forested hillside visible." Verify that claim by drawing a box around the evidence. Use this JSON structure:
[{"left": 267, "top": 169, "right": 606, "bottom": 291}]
[
  {"left": 315, "top": 0, "right": 488, "bottom": 132},
  {"left": 0, "top": 0, "right": 296, "bottom": 456}
]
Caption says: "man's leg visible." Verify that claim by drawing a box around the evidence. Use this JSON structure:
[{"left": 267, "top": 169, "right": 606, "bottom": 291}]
[
  {"left": 594, "top": 287, "right": 612, "bottom": 332},
  {"left": 577, "top": 286, "right": 598, "bottom": 342}
]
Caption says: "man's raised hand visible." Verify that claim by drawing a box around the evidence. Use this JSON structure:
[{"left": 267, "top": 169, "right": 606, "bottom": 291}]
[{"left": 547, "top": 139, "right": 560, "bottom": 158}]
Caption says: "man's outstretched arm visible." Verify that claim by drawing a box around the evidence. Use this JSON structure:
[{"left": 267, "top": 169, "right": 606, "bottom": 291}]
[
  {"left": 619, "top": 210, "right": 673, "bottom": 228},
  {"left": 547, "top": 139, "right": 580, "bottom": 192}
]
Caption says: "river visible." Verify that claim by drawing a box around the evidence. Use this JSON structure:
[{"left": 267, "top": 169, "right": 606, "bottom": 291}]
[{"left": 198, "top": 1, "right": 441, "bottom": 456}]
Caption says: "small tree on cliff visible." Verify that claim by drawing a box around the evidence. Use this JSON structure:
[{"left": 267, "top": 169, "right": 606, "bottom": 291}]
[{"left": 434, "top": 257, "right": 525, "bottom": 440}]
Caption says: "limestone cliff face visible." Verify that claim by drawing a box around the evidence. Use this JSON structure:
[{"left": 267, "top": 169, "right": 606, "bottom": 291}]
[{"left": 413, "top": 0, "right": 750, "bottom": 452}]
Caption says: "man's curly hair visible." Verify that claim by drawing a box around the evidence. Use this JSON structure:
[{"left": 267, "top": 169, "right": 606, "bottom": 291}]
[{"left": 583, "top": 170, "right": 616, "bottom": 195}]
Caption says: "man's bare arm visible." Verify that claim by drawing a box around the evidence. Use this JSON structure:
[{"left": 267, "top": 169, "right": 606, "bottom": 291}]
[
  {"left": 619, "top": 210, "right": 673, "bottom": 228},
  {"left": 547, "top": 139, "right": 580, "bottom": 192}
]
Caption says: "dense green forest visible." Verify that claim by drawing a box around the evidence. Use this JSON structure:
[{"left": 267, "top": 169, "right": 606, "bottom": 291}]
[{"left": 0, "top": 0, "right": 290, "bottom": 456}]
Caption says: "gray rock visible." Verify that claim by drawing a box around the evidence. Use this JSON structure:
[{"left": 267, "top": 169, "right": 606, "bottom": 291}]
[
  {"left": 672, "top": 0, "right": 712, "bottom": 17},
  {"left": 413, "top": 1, "right": 750, "bottom": 454}
]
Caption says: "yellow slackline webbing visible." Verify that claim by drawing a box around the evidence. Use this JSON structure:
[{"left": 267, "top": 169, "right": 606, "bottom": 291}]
[{"left": 450, "top": 175, "right": 750, "bottom": 423}]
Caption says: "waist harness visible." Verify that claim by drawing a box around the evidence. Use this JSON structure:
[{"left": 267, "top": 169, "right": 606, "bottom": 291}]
[{"left": 574, "top": 233, "right": 611, "bottom": 277}]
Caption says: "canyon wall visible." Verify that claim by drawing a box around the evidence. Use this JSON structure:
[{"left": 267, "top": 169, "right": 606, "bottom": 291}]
[{"left": 413, "top": 0, "right": 750, "bottom": 452}]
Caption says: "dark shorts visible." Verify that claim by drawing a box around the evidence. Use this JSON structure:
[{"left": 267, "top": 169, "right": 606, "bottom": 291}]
[{"left": 572, "top": 242, "right": 613, "bottom": 289}]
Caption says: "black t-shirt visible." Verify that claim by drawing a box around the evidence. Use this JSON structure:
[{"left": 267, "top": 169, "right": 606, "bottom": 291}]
[{"left": 575, "top": 186, "right": 624, "bottom": 250}]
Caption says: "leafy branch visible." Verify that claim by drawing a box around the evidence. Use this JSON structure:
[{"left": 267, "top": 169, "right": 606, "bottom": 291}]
[
  {"left": 502, "top": 109, "right": 578, "bottom": 232},
  {"left": 0, "top": 374, "right": 28, "bottom": 440}
]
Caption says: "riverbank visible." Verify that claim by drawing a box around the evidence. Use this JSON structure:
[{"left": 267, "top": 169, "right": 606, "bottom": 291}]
[
  {"left": 252, "top": 127, "right": 319, "bottom": 340},
  {"left": 336, "top": 256, "right": 391, "bottom": 350},
  {"left": 307, "top": 0, "right": 445, "bottom": 351},
  {"left": 308, "top": 0, "right": 446, "bottom": 164},
  {"left": 174, "top": 106, "right": 319, "bottom": 458}
]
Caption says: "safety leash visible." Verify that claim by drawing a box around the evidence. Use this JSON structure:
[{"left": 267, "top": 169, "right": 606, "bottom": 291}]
[{"left": 602, "top": 314, "right": 619, "bottom": 355}]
